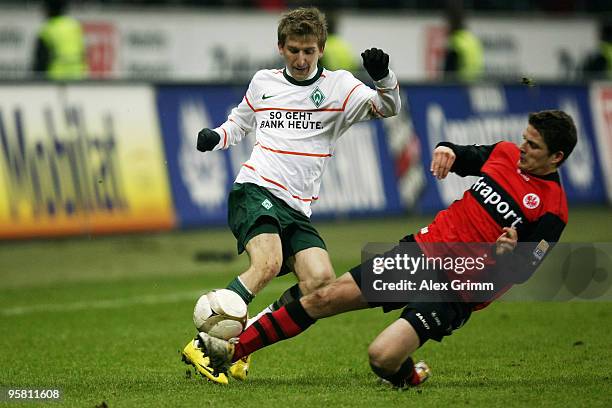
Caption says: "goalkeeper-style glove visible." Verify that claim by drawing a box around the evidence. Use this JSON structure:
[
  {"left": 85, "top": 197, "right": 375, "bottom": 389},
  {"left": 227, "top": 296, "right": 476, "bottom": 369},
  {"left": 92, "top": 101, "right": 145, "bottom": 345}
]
[
  {"left": 361, "top": 48, "right": 390, "bottom": 81},
  {"left": 197, "top": 128, "right": 221, "bottom": 152}
]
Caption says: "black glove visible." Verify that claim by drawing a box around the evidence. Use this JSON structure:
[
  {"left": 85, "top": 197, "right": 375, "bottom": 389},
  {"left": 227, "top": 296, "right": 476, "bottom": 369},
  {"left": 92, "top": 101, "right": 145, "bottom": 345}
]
[
  {"left": 196, "top": 128, "right": 221, "bottom": 152},
  {"left": 361, "top": 48, "right": 389, "bottom": 81}
]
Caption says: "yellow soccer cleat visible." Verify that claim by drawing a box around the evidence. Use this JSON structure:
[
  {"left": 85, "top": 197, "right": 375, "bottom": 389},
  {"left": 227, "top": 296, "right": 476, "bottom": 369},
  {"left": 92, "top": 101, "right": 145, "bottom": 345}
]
[
  {"left": 197, "top": 332, "right": 236, "bottom": 375},
  {"left": 181, "top": 338, "right": 229, "bottom": 385},
  {"left": 229, "top": 354, "right": 252, "bottom": 381}
]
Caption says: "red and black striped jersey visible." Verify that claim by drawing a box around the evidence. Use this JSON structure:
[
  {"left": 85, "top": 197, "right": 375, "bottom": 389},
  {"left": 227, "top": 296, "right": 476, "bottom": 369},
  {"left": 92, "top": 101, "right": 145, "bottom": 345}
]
[{"left": 415, "top": 141, "right": 568, "bottom": 306}]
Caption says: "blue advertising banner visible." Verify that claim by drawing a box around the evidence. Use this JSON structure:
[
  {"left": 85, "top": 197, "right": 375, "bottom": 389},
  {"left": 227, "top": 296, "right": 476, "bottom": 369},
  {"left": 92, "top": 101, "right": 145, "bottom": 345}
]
[
  {"left": 156, "top": 85, "right": 404, "bottom": 228},
  {"left": 404, "top": 84, "right": 607, "bottom": 213},
  {"left": 156, "top": 85, "right": 244, "bottom": 228}
]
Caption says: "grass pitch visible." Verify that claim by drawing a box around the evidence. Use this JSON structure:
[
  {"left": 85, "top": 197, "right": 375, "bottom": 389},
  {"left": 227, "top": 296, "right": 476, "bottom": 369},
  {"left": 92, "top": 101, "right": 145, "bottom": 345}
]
[{"left": 1, "top": 207, "right": 611, "bottom": 407}]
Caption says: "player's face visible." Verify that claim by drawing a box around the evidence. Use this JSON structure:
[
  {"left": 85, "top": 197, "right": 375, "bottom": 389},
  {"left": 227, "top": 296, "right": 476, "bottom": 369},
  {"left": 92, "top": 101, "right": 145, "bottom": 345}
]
[
  {"left": 518, "top": 125, "right": 562, "bottom": 175},
  {"left": 278, "top": 36, "right": 323, "bottom": 81}
]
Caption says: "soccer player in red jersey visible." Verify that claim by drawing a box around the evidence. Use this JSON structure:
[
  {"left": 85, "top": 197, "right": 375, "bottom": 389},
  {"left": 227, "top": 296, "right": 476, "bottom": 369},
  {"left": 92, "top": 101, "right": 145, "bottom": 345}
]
[{"left": 197, "top": 110, "right": 577, "bottom": 387}]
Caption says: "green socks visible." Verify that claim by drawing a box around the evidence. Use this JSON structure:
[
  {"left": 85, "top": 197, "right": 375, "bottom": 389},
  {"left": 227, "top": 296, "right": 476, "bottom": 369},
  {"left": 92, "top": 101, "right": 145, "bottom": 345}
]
[{"left": 226, "top": 276, "right": 255, "bottom": 304}]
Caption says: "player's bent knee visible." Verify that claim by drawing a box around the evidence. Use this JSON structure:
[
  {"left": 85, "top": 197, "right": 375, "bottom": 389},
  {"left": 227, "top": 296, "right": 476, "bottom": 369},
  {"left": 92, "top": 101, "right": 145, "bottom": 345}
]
[
  {"left": 321, "top": 267, "right": 335, "bottom": 283},
  {"left": 301, "top": 276, "right": 358, "bottom": 318},
  {"left": 301, "top": 273, "right": 334, "bottom": 293},
  {"left": 302, "top": 286, "right": 334, "bottom": 315},
  {"left": 368, "top": 343, "right": 396, "bottom": 374}
]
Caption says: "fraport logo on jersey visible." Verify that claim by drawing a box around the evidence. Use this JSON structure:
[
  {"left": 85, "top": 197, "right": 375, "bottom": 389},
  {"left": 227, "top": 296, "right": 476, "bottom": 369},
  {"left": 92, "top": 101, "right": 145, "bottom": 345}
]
[
  {"left": 310, "top": 87, "right": 326, "bottom": 108},
  {"left": 261, "top": 199, "right": 273, "bottom": 210},
  {"left": 471, "top": 176, "right": 524, "bottom": 227},
  {"left": 523, "top": 193, "right": 540, "bottom": 209}
]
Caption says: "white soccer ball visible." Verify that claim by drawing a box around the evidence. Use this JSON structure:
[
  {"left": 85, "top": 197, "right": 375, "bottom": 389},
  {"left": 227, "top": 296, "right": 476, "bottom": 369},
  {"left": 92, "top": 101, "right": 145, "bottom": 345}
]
[{"left": 193, "top": 289, "right": 248, "bottom": 340}]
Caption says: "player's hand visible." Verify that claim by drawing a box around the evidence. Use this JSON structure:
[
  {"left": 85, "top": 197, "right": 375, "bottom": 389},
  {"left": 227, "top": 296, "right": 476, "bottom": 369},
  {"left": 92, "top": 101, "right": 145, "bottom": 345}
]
[
  {"left": 496, "top": 227, "right": 518, "bottom": 256},
  {"left": 197, "top": 128, "right": 221, "bottom": 152},
  {"left": 430, "top": 146, "right": 456, "bottom": 179},
  {"left": 361, "top": 48, "right": 389, "bottom": 81}
]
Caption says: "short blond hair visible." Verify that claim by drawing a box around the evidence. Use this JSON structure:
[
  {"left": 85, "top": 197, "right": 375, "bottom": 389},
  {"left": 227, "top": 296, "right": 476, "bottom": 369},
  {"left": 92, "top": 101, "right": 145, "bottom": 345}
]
[{"left": 277, "top": 7, "right": 327, "bottom": 49}]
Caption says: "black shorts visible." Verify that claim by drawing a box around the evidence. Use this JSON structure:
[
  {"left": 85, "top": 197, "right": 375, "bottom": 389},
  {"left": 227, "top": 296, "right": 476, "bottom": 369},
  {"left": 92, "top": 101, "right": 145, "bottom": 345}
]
[
  {"left": 349, "top": 234, "right": 473, "bottom": 345},
  {"left": 399, "top": 299, "right": 472, "bottom": 345}
]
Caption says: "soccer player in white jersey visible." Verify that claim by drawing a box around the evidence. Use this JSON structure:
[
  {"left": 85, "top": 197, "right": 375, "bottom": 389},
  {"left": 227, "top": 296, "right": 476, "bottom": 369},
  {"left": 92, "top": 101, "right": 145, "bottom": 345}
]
[{"left": 182, "top": 7, "right": 401, "bottom": 384}]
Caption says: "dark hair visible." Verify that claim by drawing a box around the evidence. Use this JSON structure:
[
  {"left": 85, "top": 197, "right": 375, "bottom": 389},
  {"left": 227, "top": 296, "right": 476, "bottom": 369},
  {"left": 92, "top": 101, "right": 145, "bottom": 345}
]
[
  {"left": 528, "top": 110, "right": 577, "bottom": 167},
  {"left": 278, "top": 7, "right": 327, "bottom": 50}
]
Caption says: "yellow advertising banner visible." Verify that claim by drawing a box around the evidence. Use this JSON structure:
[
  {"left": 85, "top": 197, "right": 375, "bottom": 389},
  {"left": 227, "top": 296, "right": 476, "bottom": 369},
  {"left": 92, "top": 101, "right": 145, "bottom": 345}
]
[{"left": 0, "top": 84, "right": 176, "bottom": 238}]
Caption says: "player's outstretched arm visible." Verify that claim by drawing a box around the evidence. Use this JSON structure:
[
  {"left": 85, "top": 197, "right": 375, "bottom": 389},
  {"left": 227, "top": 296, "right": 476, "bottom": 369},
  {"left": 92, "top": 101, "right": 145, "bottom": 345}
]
[
  {"left": 197, "top": 77, "right": 259, "bottom": 153},
  {"left": 433, "top": 142, "right": 497, "bottom": 177},
  {"left": 196, "top": 128, "right": 221, "bottom": 152},
  {"left": 343, "top": 47, "right": 399, "bottom": 123}
]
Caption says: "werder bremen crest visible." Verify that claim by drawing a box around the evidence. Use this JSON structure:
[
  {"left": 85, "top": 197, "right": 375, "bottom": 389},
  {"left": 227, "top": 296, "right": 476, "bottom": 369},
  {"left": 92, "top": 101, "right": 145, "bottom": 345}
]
[{"left": 309, "top": 87, "right": 326, "bottom": 108}]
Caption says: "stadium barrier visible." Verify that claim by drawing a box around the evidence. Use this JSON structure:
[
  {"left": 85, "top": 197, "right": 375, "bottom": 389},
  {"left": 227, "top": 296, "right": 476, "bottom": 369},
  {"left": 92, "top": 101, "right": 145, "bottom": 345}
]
[
  {"left": 0, "top": 84, "right": 176, "bottom": 238},
  {"left": 0, "top": 82, "right": 608, "bottom": 239}
]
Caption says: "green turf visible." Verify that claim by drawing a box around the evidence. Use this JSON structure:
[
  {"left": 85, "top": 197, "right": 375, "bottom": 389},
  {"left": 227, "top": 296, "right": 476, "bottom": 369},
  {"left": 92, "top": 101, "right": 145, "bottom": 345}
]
[{"left": 1, "top": 206, "right": 611, "bottom": 407}]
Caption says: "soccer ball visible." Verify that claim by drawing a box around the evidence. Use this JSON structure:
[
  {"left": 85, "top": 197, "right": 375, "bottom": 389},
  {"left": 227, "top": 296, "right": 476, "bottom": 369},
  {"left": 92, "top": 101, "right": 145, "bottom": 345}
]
[{"left": 193, "top": 289, "right": 248, "bottom": 340}]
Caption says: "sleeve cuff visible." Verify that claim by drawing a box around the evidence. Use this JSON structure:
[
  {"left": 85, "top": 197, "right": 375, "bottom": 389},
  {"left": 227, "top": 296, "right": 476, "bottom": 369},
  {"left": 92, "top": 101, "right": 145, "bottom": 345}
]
[
  {"left": 436, "top": 141, "right": 456, "bottom": 149},
  {"left": 373, "top": 69, "right": 398, "bottom": 90},
  {"left": 212, "top": 127, "right": 226, "bottom": 151}
]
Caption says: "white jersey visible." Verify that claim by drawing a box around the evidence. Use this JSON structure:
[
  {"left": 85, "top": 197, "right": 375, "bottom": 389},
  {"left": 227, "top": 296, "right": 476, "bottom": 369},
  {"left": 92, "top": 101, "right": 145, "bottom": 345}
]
[{"left": 211, "top": 66, "right": 400, "bottom": 217}]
